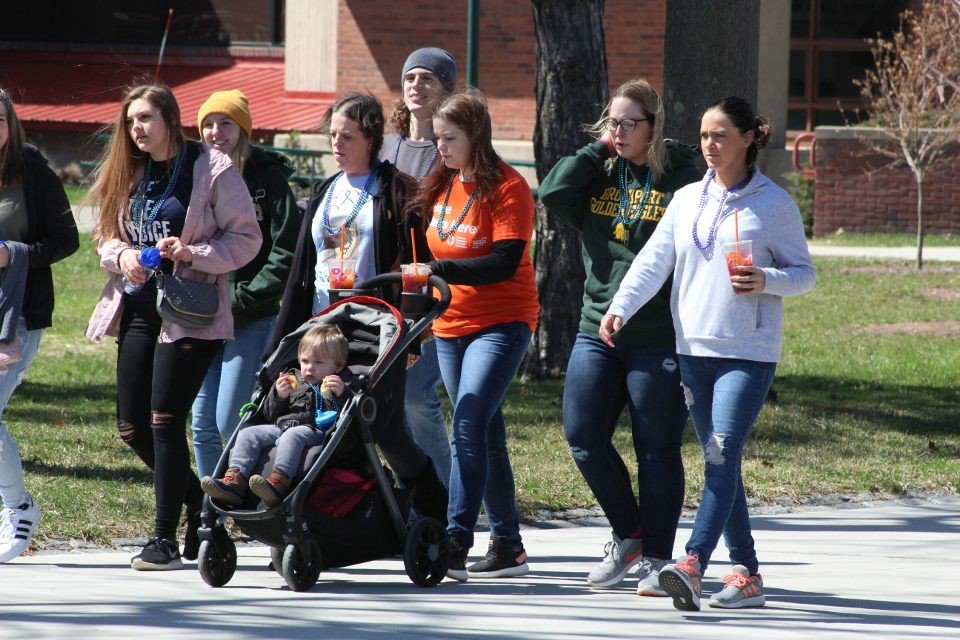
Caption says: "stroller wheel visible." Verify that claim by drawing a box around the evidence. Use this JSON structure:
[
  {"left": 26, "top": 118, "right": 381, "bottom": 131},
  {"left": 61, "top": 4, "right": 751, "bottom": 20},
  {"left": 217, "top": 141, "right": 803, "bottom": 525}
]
[
  {"left": 270, "top": 546, "right": 284, "bottom": 576},
  {"left": 282, "top": 541, "right": 322, "bottom": 592},
  {"left": 198, "top": 533, "right": 237, "bottom": 587},
  {"left": 403, "top": 516, "right": 449, "bottom": 587}
]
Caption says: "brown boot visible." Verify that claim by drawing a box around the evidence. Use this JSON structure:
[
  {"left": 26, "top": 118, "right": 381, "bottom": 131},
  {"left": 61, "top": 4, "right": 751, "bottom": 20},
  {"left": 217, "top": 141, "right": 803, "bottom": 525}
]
[
  {"left": 249, "top": 469, "right": 290, "bottom": 507},
  {"left": 200, "top": 467, "right": 248, "bottom": 506}
]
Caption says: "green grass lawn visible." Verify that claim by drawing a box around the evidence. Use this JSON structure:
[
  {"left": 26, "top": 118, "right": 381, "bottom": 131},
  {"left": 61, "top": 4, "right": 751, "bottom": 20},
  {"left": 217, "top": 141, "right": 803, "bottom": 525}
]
[
  {"left": 8, "top": 237, "right": 960, "bottom": 547},
  {"left": 63, "top": 183, "right": 88, "bottom": 206}
]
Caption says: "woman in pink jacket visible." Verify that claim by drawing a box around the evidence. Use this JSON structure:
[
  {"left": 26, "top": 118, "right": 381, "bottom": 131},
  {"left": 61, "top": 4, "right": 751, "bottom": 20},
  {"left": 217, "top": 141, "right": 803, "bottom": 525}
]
[{"left": 86, "top": 83, "right": 261, "bottom": 571}]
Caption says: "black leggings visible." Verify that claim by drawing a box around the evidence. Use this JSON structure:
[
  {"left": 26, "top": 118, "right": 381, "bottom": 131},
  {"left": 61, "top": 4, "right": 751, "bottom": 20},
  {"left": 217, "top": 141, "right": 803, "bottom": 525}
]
[{"left": 116, "top": 296, "right": 221, "bottom": 540}]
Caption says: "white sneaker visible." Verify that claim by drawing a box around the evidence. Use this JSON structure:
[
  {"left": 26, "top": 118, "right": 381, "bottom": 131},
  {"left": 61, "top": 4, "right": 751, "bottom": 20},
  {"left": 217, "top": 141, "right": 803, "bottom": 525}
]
[
  {"left": 635, "top": 557, "right": 670, "bottom": 596},
  {"left": 0, "top": 496, "right": 42, "bottom": 562},
  {"left": 586, "top": 533, "right": 644, "bottom": 588}
]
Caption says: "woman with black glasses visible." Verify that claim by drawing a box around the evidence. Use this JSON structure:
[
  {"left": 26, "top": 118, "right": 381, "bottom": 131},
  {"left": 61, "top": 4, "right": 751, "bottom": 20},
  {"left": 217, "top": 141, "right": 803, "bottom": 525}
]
[{"left": 539, "top": 78, "right": 701, "bottom": 594}]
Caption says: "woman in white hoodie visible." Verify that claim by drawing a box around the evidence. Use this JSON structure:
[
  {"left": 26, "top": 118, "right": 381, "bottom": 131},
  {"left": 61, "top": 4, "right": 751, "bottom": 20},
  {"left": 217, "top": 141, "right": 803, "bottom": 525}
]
[{"left": 602, "top": 96, "right": 815, "bottom": 612}]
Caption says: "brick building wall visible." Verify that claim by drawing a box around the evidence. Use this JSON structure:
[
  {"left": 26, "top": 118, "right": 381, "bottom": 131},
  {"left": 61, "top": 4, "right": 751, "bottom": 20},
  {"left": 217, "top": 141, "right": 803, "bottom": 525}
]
[
  {"left": 813, "top": 127, "right": 960, "bottom": 235},
  {"left": 337, "top": 0, "right": 665, "bottom": 140}
]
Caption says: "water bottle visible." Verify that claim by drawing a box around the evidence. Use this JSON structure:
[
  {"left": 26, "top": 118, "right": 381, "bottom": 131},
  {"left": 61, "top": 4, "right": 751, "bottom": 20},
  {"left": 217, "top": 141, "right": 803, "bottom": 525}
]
[{"left": 122, "top": 247, "right": 161, "bottom": 294}]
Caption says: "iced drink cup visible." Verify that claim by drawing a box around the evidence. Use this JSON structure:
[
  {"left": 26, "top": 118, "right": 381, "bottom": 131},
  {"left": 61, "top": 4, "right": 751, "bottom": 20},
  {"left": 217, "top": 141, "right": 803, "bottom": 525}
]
[
  {"left": 401, "top": 263, "right": 430, "bottom": 294},
  {"left": 327, "top": 258, "right": 358, "bottom": 289},
  {"left": 721, "top": 240, "right": 753, "bottom": 294}
]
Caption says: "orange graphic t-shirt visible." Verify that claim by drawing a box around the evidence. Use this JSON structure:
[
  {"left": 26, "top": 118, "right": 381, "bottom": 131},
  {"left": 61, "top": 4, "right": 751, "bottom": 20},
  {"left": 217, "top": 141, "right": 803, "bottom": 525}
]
[{"left": 426, "top": 161, "right": 540, "bottom": 338}]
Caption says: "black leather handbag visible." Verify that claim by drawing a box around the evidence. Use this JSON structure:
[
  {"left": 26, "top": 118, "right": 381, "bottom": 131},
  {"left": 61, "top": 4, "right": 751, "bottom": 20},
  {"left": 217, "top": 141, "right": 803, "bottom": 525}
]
[{"left": 155, "top": 272, "right": 219, "bottom": 328}]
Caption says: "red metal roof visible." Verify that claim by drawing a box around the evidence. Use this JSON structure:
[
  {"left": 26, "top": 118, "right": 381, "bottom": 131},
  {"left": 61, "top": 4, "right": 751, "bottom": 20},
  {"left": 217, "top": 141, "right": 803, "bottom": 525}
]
[{"left": 0, "top": 51, "right": 334, "bottom": 134}]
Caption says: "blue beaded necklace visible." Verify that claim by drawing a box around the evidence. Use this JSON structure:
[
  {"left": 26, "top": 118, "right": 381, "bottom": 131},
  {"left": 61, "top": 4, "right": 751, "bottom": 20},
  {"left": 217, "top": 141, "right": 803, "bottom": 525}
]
[
  {"left": 691, "top": 168, "right": 754, "bottom": 252},
  {"left": 613, "top": 157, "right": 655, "bottom": 243},
  {"left": 392, "top": 135, "right": 439, "bottom": 182},
  {"left": 321, "top": 163, "right": 380, "bottom": 237},
  {"left": 131, "top": 144, "right": 186, "bottom": 248},
  {"left": 435, "top": 171, "right": 478, "bottom": 241}
]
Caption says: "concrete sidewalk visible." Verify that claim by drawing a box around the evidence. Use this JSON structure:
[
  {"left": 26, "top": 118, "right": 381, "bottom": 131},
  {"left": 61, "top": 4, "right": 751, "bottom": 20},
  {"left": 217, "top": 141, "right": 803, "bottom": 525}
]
[
  {"left": 2, "top": 496, "right": 958, "bottom": 639},
  {"left": 807, "top": 244, "right": 960, "bottom": 262}
]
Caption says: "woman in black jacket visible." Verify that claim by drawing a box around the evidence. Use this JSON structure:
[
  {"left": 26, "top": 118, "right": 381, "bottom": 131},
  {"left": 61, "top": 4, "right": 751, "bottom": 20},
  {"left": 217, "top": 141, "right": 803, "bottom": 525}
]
[
  {"left": 0, "top": 88, "right": 80, "bottom": 563},
  {"left": 269, "top": 93, "right": 447, "bottom": 523}
]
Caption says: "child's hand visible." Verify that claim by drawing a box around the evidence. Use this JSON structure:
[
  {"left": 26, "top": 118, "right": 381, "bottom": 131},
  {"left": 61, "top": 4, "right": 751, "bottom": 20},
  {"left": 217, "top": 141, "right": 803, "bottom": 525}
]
[
  {"left": 276, "top": 373, "right": 297, "bottom": 399},
  {"left": 322, "top": 375, "right": 344, "bottom": 398}
]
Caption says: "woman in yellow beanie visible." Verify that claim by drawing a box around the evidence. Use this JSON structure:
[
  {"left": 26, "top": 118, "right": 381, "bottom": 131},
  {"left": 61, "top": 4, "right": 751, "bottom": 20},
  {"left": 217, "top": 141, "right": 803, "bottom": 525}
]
[{"left": 191, "top": 89, "right": 299, "bottom": 492}]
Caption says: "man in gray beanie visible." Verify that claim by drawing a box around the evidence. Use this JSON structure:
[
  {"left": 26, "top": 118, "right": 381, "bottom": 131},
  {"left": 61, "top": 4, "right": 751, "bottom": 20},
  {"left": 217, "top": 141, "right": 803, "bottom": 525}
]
[{"left": 402, "top": 47, "right": 457, "bottom": 92}]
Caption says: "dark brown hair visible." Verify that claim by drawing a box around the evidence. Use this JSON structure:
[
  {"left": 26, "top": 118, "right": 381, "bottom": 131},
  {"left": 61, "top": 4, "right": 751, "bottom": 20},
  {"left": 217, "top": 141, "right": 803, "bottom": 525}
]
[
  {"left": 704, "top": 96, "right": 772, "bottom": 167},
  {"left": 0, "top": 88, "right": 26, "bottom": 188},
  {"left": 320, "top": 93, "right": 385, "bottom": 169}
]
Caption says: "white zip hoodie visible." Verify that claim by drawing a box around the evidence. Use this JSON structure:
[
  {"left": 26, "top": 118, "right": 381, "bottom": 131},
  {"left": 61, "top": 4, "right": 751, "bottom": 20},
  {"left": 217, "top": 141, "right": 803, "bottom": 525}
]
[{"left": 607, "top": 168, "right": 816, "bottom": 363}]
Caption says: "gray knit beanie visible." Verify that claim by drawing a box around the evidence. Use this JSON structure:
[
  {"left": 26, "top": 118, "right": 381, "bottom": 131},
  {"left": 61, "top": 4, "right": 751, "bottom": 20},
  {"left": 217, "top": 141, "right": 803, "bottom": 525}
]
[{"left": 401, "top": 47, "right": 457, "bottom": 91}]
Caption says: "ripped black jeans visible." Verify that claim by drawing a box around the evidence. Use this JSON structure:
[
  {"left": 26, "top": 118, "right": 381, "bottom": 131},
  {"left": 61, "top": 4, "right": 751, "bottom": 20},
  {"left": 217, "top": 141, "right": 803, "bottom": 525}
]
[{"left": 116, "top": 296, "right": 221, "bottom": 541}]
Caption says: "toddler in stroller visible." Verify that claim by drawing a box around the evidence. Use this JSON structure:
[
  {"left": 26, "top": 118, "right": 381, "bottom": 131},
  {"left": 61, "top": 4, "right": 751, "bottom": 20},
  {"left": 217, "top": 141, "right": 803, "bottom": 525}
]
[
  {"left": 196, "top": 276, "right": 452, "bottom": 591},
  {"left": 201, "top": 324, "right": 351, "bottom": 507}
]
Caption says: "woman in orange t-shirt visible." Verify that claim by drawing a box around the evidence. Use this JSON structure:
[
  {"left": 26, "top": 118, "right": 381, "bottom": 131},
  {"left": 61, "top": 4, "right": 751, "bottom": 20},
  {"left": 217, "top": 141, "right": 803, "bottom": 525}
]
[{"left": 411, "top": 90, "right": 539, "bottom": 582}]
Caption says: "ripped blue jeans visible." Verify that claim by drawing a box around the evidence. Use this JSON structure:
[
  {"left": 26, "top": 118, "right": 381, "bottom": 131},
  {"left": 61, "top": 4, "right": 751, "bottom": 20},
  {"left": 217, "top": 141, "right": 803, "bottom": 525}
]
[
  {"left": 563, "top": 333, "right": 687, "bottom": 559},
  {"left": 678, "top": 355, "right": 776, "bottom": 575}
]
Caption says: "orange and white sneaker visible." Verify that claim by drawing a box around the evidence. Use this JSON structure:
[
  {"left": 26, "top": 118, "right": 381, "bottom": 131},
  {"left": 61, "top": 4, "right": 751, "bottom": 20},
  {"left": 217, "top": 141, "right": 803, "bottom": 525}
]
[
  {"left": 708, "top": 565, "right": 765, "bottom": 608},
  {"left": 658, "top": 553, "right": 702, "bottom": 611}
]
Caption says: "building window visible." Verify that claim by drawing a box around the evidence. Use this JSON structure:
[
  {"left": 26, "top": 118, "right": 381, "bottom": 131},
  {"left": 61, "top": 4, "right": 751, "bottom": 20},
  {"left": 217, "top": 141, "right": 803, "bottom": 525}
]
[
  {"left": 0, "top": 1, "right": 285, "bottom": 47},
  {"left": 788, "top": 0, "right": 909, "bottom": 131}
]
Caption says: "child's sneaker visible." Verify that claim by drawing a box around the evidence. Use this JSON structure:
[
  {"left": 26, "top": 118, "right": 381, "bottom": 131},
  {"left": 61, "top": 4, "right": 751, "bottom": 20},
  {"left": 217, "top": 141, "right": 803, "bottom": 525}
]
[
  {"left": 446, "top": 536, "right": 469, "bottom": 582},
  {"left": 0, "top": 496, "right": 41, "bottom": 563},
  {"left": 200, "top": 468, "right": 247, "bottom": 506},
  {"left": 659, "top": 553, "right": 702, "bottom": 611},
  {"left": 467, "top": 538, "right": 529, "bottom": 578},
  {"left": 131, "top": 537, "right": 182, "bottom": 571},
  {"left": 708, "top": 565, "right": 765, "bottom": 608},
  {"left": 635, "top": 557, "right": 670, "bottom": 596},
  {"left": 586, "top": 533, "right": 644, "bottom": 588},
  {"left": 249, "top": 469, "right": 289, "bottom": 507}
]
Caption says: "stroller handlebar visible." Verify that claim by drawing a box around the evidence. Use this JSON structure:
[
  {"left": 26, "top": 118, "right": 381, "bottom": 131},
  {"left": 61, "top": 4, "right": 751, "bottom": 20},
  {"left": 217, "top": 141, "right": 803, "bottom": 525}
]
[{"left": 355, "top": 272, "right": 452, "bottom": 318}]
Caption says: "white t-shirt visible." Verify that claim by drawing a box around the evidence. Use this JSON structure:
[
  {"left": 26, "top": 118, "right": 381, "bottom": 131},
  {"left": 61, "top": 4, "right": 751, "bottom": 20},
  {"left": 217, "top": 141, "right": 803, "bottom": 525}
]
[{"left": 311, "top": 171, "right": 380, "bottom": 313}]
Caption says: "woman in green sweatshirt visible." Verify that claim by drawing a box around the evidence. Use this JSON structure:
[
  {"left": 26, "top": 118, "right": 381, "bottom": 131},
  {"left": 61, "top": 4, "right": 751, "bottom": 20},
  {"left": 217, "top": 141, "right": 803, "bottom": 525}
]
[{"left": 539, "top": 78, "right": 701, "bottom": 593}]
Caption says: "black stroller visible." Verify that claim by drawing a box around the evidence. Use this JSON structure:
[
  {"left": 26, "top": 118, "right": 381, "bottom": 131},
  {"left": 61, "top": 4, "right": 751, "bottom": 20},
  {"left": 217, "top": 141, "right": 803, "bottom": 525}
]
[{"left": 196, "top": 273, "right": 451, "bottom": 591}]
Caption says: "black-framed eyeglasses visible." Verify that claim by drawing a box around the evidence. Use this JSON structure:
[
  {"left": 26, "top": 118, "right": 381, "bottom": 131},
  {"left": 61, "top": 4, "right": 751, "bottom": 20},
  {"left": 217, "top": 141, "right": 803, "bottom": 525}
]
[{"left": 602, "top": 117, "right": 650, "bottom": 132}]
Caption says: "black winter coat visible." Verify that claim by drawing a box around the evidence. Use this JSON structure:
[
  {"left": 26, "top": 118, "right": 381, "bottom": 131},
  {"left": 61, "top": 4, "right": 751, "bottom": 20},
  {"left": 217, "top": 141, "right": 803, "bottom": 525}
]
[{"left": 16, "top": 145, "right": 80, "bottom": 330}]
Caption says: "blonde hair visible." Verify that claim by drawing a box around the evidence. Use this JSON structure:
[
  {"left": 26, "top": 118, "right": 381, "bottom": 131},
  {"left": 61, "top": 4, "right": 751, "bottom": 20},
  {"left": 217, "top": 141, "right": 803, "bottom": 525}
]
[
  {"left": 584, "top": 78, "right": 667, "bottom": 181},
  {"left": 87, "top": 83, "right": 185, "bottom": 242},
  {"left": 299, "top": 324, "right": 349, "bottom": 369}
]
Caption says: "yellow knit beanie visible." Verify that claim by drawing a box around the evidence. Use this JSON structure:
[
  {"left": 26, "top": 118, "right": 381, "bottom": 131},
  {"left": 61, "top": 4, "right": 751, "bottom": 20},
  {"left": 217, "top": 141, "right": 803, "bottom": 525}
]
[{"left": 197, "top": 89, "right": 253, "bottom": 137}]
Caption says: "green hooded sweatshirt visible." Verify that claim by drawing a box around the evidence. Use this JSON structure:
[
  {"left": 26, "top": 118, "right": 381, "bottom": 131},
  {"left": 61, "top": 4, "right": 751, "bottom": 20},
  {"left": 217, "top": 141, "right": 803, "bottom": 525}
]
[
  {"left": 539, "top": 140, "right": 703, "bottom": 346},
  {"left": 229, "top": 146, "right": 300, "bottom": 326}
]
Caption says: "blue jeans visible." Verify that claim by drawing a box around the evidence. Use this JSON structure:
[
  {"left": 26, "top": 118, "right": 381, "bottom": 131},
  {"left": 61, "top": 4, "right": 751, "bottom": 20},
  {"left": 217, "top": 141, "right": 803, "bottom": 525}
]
[
  {"left": 404, "top": 339, "right": 451, "bottom": 489},
  {"left": 678, "top": 355, "right": 776, "bottom": 575},
  {"left": 191, "top": 316, "right": 275, "bottom": 479},
  {"left": 563, "top": 334, "right": 687, "bottom": 559},
  {"left": 228, "top": 423, "right": 325, "bottom": 479},
  {"left": 0, "top": 320, "right": 42, "bottom": 508},
  {"left": 435, "top": 321, "right": 532, "bottom": 550}
]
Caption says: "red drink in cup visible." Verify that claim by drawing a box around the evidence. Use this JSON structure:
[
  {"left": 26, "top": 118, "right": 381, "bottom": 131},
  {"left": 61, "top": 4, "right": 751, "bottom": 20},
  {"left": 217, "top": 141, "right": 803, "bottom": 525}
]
[
  {"left": 720, "top": 240, "right": 753, "bottom": 294},
  {"left": 327, "top": 258, "right": 357, "bottom": 289},
  {"left": 401, "top": 263, "right": 430, "bottom": 294}
]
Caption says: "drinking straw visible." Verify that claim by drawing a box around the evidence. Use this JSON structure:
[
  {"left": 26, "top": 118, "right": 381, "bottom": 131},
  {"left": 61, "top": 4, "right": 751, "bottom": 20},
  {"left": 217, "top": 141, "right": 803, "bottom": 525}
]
[
  {"left": 410, "top": 228, "right": 419, "bottom": 265},
  {"left": 339, "top": 226, "right": 345, "bottom": 272},
  {"left": 733, "top": 208, "right": 741, "bottom": 263}
]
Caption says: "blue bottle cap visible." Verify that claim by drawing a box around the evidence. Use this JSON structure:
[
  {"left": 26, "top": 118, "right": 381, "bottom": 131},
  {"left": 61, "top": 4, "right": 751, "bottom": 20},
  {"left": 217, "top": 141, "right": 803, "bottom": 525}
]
[{"left": 140, "top": 247, "right": 162, "bottom": 269}]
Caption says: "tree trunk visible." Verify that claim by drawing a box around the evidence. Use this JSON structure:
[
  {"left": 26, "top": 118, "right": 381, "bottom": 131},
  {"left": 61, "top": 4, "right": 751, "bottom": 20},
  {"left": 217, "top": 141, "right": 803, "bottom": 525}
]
[
  {"left": 525, "top": 0, "right": 608, "bottom": 379},
  {"left": 662, "top": 0, "right": 761, "bottom": 145},
  {"left": 916, "top": 172, "right": 925, "bottom": 270}
]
